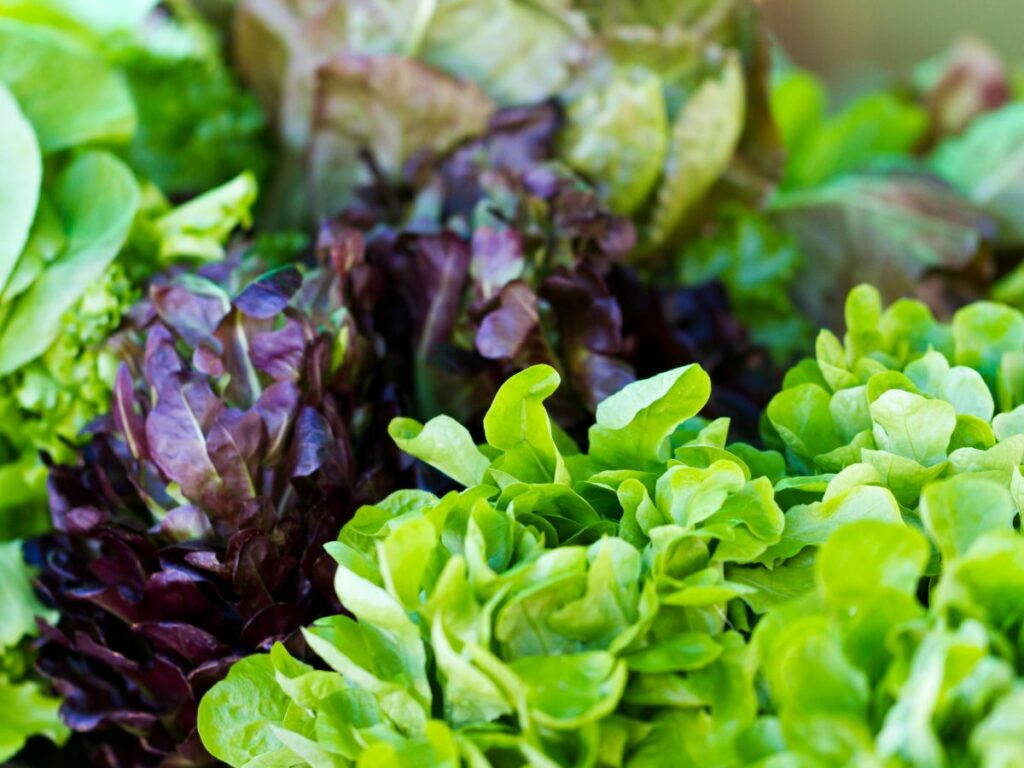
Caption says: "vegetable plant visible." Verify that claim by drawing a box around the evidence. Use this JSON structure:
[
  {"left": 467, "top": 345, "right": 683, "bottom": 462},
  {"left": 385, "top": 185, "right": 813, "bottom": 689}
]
[{"left": 32, "top": 260, "right": 408, "bottom": 766}]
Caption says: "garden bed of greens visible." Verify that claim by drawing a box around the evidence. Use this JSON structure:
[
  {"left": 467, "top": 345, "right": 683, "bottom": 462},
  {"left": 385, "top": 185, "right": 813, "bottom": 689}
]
[{"left": 2, "top": 1, "right": 1024, "bottom": 766}]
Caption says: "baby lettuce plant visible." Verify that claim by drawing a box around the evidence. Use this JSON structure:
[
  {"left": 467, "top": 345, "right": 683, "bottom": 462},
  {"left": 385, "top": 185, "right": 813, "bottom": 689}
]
[
  {"left": 32, "top": 261, "right": 407, "bottom": 766},
  {"left": 749, "top": 476, "right": 1024, "bottom": 765},
  {"left": 197, "top": 362, "right": 792, "bottom": 766},
  {"left": 765, "top": 284, "right": 1024, "bottom": 514}
]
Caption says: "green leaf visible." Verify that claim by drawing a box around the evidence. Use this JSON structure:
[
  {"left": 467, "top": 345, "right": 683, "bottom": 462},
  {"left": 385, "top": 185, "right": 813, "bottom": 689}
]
[
  {"left": 0, "top": 539, "right": 56, "bottom": 648},
  {"left": 766, "top": 383, "right": 842, "bottom": 462},
  {"left": 760, "top": 477, "right": 901, "bottom": 565},
  {"left": 421, "top": 0, "right": 580, "bottom": 106},
  {"left": 932, "top": 102, "right": 1024, "bottom": 245},
  {"left": 0, "top": 151, "right": 139, "bottom": 374},
  {"left": 589, "top": 364, "right": 711, "bottom": 472},
  {"left": 782, "top": 89, "right": 927, "bottom": 190},
  {"left": 197, "top": 654, "right": 292, "bottom": 768},
  {"left": 0, "top": 677, "right": 68, "bottom": 762},
  {"left": 483, "top": 364, "right": 567, "bottom": 484},
  {"left": 152, "top": 171, "right": 258, "bottom": 262},
  {"left": 389, "top": 415, "right": 490, "bottom": 488},
  {"left": 644, "top": 53, "right": 745, "bottom": 251},
  {"left": 564, "top": 70, "right": 668, "bottom": 215},
  {"left": 953, "top": 301, "right": 1024, "bottom": 388},
  {"left": 509, "top": 652, "right": 628, "bottom": 729},
  {"left": 0, "top": 82, "right": 41, "bottom": 296},
  {"left": 903, "top": 349, "right": 994, "bottom": 421},
  {"left": 0, "top": 19, "right": 135, "bottom": 152},
  {"left": 816, "top": 520, "right": 927, "bottom": 606},
  {"left": 920, "top": 476, "right": 1015, "bottom": 562},
  {"left": 0, "top": 0, "right": 159, "bottom": 32},
  {"left": 868, "top": 389, "right": 956, "bottom": 467}
]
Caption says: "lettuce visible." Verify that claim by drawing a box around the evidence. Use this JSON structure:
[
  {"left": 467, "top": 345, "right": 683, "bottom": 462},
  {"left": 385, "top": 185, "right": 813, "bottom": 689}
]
[
  {"left": 0, "top": 541, "right": 66, "bottom": 762},
  {"left": 198, "top": 363, "right": 789, "bottom": 766},
  {"left": 32, "top": 260, "right": 411, "bottom": 766},
  {"left": 232, "top": 0, "right": 776, "bottom": 257}
]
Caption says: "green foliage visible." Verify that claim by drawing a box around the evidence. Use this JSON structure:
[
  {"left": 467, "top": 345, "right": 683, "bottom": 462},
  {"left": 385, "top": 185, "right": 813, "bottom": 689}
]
[
  {"left": 0, "top": 541, "right": 66, "bottom": 761},
  {"left": 678, "top": 207, "right": 810, "bottom": 363},
  {"left": 765, "top": 285, "right": 1024, "bottom": 515},
  {"left": 200, "top": 363, "right": 789, "bottom": 766}
]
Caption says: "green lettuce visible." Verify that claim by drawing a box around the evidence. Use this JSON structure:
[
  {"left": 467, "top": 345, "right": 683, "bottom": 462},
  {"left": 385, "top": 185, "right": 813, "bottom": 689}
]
[
  {"left": 0, "top": 540, "right": 66, "bottom": 760},
  {"left": 198, "top": 363, "right": 790, "bottom": 766},
  {"left": 750, "top": 504, "right": 1024, "bottom": 766},
  {"left": 765, "top": 284, "right": 1024, "bottom": 530}
]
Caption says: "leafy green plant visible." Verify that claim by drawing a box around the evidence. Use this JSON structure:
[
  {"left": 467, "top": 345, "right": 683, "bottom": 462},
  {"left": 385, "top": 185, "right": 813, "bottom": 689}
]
[
  {"left": 749, "top": 500, "right": 1024, "bottom": 766},
  {"left": 0, "top": 541, "right": 66, "bottom": 762},
  {"left": 197, "top": 362, "right": 793, "bottom": 766},
  {"left": 765, "top": 284, "right": 1024, "bottom": 525}
]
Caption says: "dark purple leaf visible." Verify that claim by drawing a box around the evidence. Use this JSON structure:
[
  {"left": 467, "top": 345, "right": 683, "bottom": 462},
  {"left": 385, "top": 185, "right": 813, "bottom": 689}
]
[
  {"left": 203, "top": 408, "right": 265, "bottom": 521},
  {"left": 253, "top": 380, "right": 300, "bottom": 465},
  {"left": 112, "top": 364, "right": 148, "bottom": 461},
  {"left": 146, "top": 374, "right": 222, "bottom": 502},
  {"left": 211, "top": 309, "right": 268, "bottom": 408},
  {"left": 250, "top": 317, "right": 306, "bottom": 380},
  {"left": 233, "top": 266, "right": 303, "bottom": 319},
  {"left": 289, "top": 407, "right": 333, "bottom": 478},
  {"left": 134, "top": 623, "right": 225, "bottom": 665},
  {"left": 475, "top": 281, "right": 539, "bottom": 360},
  {"left": 143, "top": 325, "right": 184, "bottom": 387},
  {"left": 413, "top": 233, "right": 471, "bottom": 357},
  {"left": 151, "top": 280, "right": 231, "bottom": 347}
]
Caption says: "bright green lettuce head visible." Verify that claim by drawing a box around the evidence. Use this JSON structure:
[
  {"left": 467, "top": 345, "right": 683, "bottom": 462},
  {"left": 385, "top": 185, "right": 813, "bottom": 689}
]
[
  {"left": 765, "top": 284, "right": 1024, "bottom": 513},
  {"left": 749, "top": 474, "right": 1024, "bottom": 766},
  {"left": 197, "top": 363, "right": 794, "bottom": 766}
]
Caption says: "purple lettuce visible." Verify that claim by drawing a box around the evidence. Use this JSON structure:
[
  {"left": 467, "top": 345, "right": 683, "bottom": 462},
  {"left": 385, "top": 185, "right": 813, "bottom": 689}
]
[
  {"left": 328, "top": 102, "right": 775, "bottom": 440},
  {"left": 31, "top": 261, "right": 407, "bottom": 767}
]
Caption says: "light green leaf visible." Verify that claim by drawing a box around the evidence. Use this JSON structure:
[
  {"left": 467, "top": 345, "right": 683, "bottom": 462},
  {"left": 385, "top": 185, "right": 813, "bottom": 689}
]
[
  {"left": 564, "top": 70, "right": 668, "bottom": 215},
  {"left": 869, "top": 389, "right": 956, "bottom": 467},
  {"left": 0, "top": 676, "right": 68, "bottom": 762},
  {"left": 0, "top": 151, "right": 139, "bottom": 374},
  {"left": 0, "top": 19, "right": 135, "bottom": 151},
  {"left": 509, "top": 652, "right": 628, "bottom": 730},
  {"left": 953, "top": 301, "right": 1024, "bottom": 387},
  {"left": 198, "top": 654, "right": 291, "bottom": 768},
  {"left": 920, "top": 476, "right": 1015, "bottom": 562},
  {"left": 483, "top": 365, "right": 567, "bottom": 484},
  {"left": 421, "top": 0, "right": 580, "bottom": 106},
  {"left": 0, "top": 82, "right": 41, "bottom": 296},
  {"left": 0, "top": 539, "right": 55, "bottom": 648},
  {"left": 816, "top": 520, "right": 927, "bottom": 606},
  {"left": 389, "top": 415, "right": 490, "bottom": 488},
  {"left": 644, "top": 53, "right": 744, "bottom": 251},
  {"left": 766, "top": 383, "right": 842, "bottom": 462},
  {"left": 589, "top": 364, "right": 711, "bottom": 472},
  {"left": 153, "top": 171, "right": 257, "bottom": 262}
]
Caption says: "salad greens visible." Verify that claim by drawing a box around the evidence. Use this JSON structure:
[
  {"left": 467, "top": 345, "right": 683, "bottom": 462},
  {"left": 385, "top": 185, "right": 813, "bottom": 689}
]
[
  {"left": 0, "top": 4, "right": 264, "bottom": 760},
  {"left": 764, "top": 284, "right": 1024, "bottom": 510},
  {"left": 0, "top": 541, "right": 65, "bottom": 762},
  {"left": 199, "top": 362, "right": 787, "bottom": 766},
  {"left": 33, "top": 259, "right": 410, "bottom": 767},
  {"left": 0, "top": 10, "right": 261, "bottom": 539},
  {"left": 5, "top": 1, "right": 1024, "bottom": 766}
]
